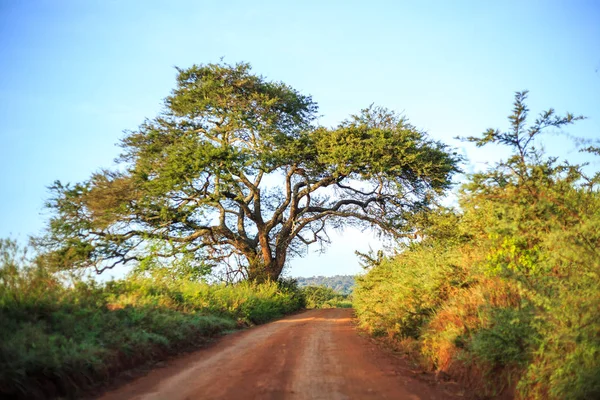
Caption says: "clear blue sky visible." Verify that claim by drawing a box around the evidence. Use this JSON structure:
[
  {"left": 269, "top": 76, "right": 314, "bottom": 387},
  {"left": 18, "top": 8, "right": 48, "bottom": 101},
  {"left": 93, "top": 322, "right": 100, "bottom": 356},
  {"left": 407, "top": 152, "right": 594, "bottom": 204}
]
[{"left": 1, "top": 0, "right": 599, "bottom": 278}]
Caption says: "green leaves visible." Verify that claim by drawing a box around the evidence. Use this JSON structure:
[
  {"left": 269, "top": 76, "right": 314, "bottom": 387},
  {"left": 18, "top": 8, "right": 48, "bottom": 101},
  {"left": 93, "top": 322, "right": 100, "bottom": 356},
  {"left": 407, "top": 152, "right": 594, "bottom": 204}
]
[
  {"left": 315, "top": 106, "right": 460, "bottom": 188},
  {"left": 355, "top": 92, "right": 600, "bottom": 399},
  {"left": 167, "top": 62, "right": 317, "bottom": 135},
  {"left": 463, "top": 91, "right": 585, "bottom": 174},
  {"left": 0, "top": 249, "right": 302, "bottom": 398},
  {"left": 41, "top": 62, "right": 460, "bottom": 280}
]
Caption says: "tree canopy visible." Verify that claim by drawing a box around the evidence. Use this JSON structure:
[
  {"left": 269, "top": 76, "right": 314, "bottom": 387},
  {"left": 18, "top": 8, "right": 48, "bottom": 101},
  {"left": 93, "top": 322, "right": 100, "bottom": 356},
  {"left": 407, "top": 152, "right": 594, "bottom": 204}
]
[{"left": 42, "top": 62, "right": 460, "bottom": 281}]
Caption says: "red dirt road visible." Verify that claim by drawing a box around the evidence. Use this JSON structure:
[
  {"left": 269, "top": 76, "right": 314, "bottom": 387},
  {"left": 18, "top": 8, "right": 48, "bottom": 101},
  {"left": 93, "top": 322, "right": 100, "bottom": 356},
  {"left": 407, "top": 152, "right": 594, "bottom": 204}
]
[{"left": 98, "top": 309, "right": 461, "bottom": 400}]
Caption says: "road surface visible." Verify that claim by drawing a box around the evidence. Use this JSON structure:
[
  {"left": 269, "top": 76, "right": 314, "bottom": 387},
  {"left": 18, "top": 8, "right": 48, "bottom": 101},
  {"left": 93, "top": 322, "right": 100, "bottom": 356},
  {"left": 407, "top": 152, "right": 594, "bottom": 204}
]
[{"left": 98, "top": 309, "right": 461, "bottom": 400}]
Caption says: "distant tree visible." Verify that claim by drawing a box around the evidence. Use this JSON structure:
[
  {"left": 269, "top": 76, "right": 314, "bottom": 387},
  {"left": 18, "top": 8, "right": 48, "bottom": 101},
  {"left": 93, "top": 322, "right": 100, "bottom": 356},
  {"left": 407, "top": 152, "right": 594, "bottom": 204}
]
[
  {"left": 41, "top": 62, "right": 460, "bottom": 282},
  {"left": 296, "top": 275, "right": 355, "bottom": 294}
]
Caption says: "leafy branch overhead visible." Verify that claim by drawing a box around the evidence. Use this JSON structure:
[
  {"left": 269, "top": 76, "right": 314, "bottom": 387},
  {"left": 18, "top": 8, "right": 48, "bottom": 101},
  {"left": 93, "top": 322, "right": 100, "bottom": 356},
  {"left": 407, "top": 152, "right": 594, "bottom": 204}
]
[
  {"left": 465, "top": 90, "right": 585, "bottom": 165},
  {"left": 41, "top": 62, "right": 461, "bottom": 281}
]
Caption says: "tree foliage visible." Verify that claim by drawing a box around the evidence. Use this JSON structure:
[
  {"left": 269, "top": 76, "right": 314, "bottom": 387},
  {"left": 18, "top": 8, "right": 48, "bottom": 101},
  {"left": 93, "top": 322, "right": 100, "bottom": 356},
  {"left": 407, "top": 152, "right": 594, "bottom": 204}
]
[
  {"left": 41, "top": 62, "right": 460, "bottom": 281},
  {"left": 354, "top": 92, "right": 600, "bottom": 399}
]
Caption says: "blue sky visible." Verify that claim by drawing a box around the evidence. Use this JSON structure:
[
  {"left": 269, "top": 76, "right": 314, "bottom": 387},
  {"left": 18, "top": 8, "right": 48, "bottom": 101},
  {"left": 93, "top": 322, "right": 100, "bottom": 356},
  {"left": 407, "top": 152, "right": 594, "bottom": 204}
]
[{"left": 1, "top": 0, "right": 599, "bottom": 278}]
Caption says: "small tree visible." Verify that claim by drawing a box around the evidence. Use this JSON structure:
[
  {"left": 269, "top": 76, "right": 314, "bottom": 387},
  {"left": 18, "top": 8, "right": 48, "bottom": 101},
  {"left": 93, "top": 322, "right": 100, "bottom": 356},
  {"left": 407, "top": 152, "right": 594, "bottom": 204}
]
[{"left": 42, "top": 62, "right": 460, "bottom": 281}]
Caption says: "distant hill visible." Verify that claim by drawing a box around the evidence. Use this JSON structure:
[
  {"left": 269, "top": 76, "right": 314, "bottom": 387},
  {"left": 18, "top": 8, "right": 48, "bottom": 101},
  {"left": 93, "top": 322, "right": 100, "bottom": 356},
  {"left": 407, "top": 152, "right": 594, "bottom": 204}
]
[{"left": 295, "top": 275, "right": 355, "bottom": 295}]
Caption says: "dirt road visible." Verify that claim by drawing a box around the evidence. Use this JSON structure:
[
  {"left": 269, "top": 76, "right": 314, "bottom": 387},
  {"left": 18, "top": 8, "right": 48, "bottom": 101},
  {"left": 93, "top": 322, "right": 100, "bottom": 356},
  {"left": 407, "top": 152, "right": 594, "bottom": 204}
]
[{"left": 99, "top": 309, "right": 461, "bottom": 400}]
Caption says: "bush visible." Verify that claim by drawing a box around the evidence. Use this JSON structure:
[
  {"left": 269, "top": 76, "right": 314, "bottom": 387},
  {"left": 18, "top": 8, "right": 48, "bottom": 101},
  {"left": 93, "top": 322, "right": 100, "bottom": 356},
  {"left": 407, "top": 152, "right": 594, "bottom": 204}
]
[
  {"left": 353, "top": 93, "right": 600, "bottom": 398},
  {"left": 301, "top": 285, "right": 351, "bottom": 309},
  {"left": 0, "top": 241, "right": 303, "bottom": 399},
  {"left": 354, "top": 237, "right": 473, "bottom": 339}
]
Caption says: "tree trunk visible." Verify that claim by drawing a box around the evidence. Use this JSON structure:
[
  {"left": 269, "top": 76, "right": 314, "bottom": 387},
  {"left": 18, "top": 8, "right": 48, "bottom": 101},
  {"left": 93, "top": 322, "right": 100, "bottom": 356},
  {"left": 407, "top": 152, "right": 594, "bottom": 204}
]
[
  {"left": 247, "top": 256, "right": 285, "bottom": 283},
  {"left": 246, "top": 227, "right": 288, "bottom": 283}
]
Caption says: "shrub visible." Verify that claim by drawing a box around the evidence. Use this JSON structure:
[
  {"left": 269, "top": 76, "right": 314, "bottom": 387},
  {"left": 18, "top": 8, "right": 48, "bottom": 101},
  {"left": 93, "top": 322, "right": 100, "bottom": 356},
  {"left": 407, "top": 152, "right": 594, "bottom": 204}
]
[
  {"left": 353, "top": 92, "right": 600, "bottom": 398},
  {"left": 0, "top": 241, "right": 303, "bottom": 399},
  {"left": 301, "top": 285, "right": 350, "bottom": 309},
  {"left": 354, "top": 241, "right": 471, "bottom": 339}
]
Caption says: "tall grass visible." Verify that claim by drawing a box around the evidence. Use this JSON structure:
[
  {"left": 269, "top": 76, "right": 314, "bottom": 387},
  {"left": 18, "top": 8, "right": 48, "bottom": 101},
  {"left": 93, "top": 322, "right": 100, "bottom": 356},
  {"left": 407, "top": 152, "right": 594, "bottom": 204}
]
[{"left": 0, "top": 241, "right": 304, "bottom": 399}]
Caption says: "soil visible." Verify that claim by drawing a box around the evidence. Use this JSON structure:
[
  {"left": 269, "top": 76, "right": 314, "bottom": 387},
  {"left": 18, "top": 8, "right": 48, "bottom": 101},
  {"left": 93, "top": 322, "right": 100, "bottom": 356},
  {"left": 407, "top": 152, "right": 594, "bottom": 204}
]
[{"left": 97, "top": 309, "right": 466, "bottom": 400}]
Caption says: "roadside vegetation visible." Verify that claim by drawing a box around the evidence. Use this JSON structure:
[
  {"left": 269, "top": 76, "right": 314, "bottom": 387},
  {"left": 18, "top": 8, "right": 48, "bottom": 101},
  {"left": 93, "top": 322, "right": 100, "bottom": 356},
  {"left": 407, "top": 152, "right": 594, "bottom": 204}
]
[
  {"left": 301, "top": 285, "right": 352, "bottom": 309},
  {"left": 354, "top": 92, "right": 600, "bottom": 399},
  {"left": 3, "top": 58, "right": 595, "bottom": 400},
  {"left": 0, "top": 241, "right": 304, "bottom": 399}
]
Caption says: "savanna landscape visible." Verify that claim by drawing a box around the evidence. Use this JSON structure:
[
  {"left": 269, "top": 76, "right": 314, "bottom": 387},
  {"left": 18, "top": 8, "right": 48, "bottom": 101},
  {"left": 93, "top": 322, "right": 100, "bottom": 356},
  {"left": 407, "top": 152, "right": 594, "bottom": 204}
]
[{"left": 1, "top": 2, "right": 598, "bottom": 399}]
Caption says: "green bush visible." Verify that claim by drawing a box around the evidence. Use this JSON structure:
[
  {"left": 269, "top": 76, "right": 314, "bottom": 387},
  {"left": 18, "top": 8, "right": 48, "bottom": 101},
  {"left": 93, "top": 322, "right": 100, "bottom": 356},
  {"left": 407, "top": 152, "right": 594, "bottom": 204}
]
[
  {"left": 0, "top": 242, "right": 303, "bottom": 399},
  {"left": 354, "top": 241, "right": 469, "bottom": 339},
  {"left": 353, "top": 93, "right": 600, "bottom": 398},
  {"left": 468, "top": 306, "right": 538, "bottom": 368},
  {"left": 301, "top": 285, "right": 351, "bottom": 309}
]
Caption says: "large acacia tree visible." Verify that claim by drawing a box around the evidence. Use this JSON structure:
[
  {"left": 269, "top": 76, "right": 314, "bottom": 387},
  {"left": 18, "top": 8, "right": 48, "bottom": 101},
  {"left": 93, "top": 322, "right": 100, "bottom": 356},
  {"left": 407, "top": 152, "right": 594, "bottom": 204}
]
[{"left": 43, "top": 62, "right": 460, "bottom": 281}]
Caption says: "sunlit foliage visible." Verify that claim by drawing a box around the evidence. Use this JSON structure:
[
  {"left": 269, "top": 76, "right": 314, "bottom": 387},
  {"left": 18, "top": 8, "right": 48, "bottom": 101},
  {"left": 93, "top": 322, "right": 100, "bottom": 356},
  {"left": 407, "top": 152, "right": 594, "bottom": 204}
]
[
  {"left": 41, "top": 62, "right": 460, "bottom": 282},
  {"left": 354, "top": 92, "right": 600, "bottom": 399},
  {"left": 0, "top": 240, "right": 304, "bottom": 399}
]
